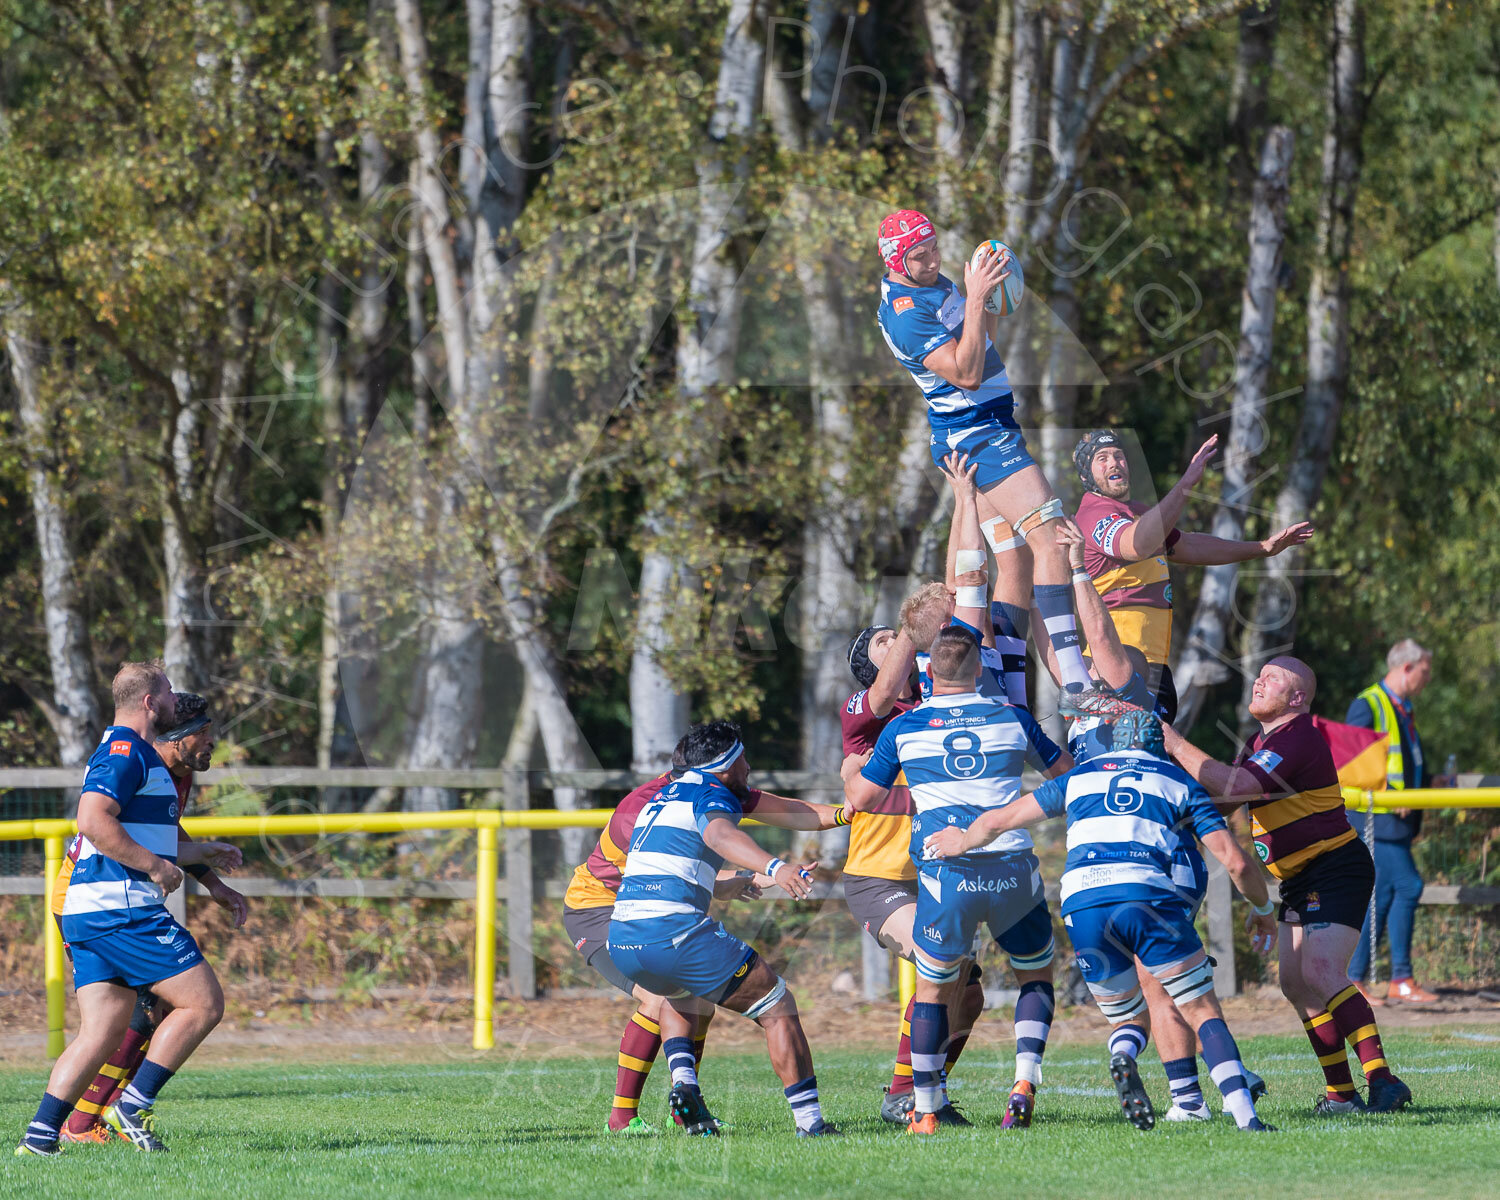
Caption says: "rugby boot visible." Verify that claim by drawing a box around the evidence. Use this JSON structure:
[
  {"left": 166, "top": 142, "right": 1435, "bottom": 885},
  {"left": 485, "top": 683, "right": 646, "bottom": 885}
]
[
  {"left": 13, "top": 1139, "right": 62, "bottom": 1158},
  {"left": 1109, "top": 1052, "right": 1156, "bottom": 1131},
  {"left": 796, "top": 1119, "right": 843, "bottom": 1138},
  {"left": 1312, "top": 1093, "right": 1366, "bottom": 1116},
  {"left": 1245, "top": 1067, "right": 1268, "bottom": 1101},
  {"left": 879, "top": 1086, "right": 915, "bottom": 1125},
  {"left": 59, "top": 1122, "right": 114, "bottom": 1145},
  {"left": 668, "top": 1083, "right": 723, "bottom": 1136},
  {"left": 933, "top": 1100, "right": 971, "bottom": 1127},
  {"left": 1164, "top": 1098, "right": 1213, "bottom": 1122},
  {"left": 906, "top": 1110, "right": 940, "bottom": 1136},
  {"left": 1366, "top": 1074, "right": 1413, "bottom": 1113},
  {"left": 1240, "top": 1117, "right": 1277, "bottom": 1132},
  {"left": 608, "top": 1115, "right": 657, "bottom": 1135},
  {"left": 103, "top": 1103, "right": 167, "bottom": 1152},
  {"left": 1001, "top": 1082, "right": 1035, "bottom": 1129},
  {"left": 1059, "top": 681, "right": 1140, "bottom": 720}
]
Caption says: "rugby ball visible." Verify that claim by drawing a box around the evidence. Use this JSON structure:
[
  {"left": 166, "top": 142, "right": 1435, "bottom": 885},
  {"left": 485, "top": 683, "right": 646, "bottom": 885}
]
[{"left": 970, "top": 240, "right": 1024, "bottom": 316}]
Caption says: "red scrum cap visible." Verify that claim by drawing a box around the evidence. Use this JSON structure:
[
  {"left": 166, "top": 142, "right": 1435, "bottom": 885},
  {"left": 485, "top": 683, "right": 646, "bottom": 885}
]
[{"left": 877, "top": 209, "right": 935, "bottom": 276}]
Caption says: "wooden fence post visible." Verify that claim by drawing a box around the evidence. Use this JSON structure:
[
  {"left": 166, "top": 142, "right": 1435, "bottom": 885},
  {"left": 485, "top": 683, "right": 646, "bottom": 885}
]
[
  {"left": 1206, "top": 858, "right": 1238, "bottom": 997},
  {"left": 504, "top": 768, "right": 536, "bottom": 999}
]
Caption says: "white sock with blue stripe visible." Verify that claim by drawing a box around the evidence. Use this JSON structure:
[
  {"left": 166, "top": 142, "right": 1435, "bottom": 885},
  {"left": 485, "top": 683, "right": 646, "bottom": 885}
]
[
  {"left": 1108, "top": 1022, "right": 1149, "bottom": 1061},
  {"left": 1199, "top": 1018, "right": 1256, "bottom": 1128},
  {"left": 783, "top": 1075, "right": 822, "bottom": 1132},
  {"left": 663, "top": 1036, "right": 698, "bottom": 1089}
]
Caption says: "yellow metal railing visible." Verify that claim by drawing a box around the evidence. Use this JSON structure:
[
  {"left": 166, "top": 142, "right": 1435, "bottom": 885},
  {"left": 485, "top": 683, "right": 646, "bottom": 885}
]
[
  {"left": 0, "top": 808, "right": 614, "bottom": 1056},
  {"left": 1343, "top": 787, "right": 1500, "bottom": 810}
]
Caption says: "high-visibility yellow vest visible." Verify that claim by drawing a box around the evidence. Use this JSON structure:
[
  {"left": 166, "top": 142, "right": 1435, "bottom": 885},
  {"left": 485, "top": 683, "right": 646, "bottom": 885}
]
[{"left": 1357, "top": 683, "right": 1407, "bottom": 801}]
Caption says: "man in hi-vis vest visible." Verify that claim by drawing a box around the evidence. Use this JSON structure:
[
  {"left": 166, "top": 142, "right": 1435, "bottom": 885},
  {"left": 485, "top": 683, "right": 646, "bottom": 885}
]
[{"left": 1345, "top": 639, "right": 1452, "bottom": 1004}]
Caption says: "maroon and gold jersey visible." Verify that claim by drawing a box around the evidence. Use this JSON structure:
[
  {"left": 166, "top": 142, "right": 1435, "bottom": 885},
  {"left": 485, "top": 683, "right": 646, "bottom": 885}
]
[
  {"left": 1234, "top": 713, "right": 1354, "bottom": 880},
  {"left": 563, "top": 773, "right": 765, "bottom": 910},
  {"left": 1075, "top": 491, "right": 1183, "bottom": 665},
  {"left": 841, "top": 689, "right": 917, "bottom": 882}
]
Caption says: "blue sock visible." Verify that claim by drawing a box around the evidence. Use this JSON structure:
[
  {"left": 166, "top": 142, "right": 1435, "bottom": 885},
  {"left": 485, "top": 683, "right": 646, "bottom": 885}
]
[
  {"left": 1198, "top": 1018, "right": 1256, "bottom": 1128},
  {"left": 1163, "top": 1055, "right": 1206, "bottom": 1109},
  {"left": 1013, "top": 981, "right": 1054, "bottom": 1085},
  {"left": 663, "top": 1036, "right": 698, "bottom": 1089},
  {"left": 992, "top": 602, "right": 1031, "bottom": 710},
  {"left": 1108, "top": 1022, "right": 1149, "bottom": 1061},
  {"left": 117, "top": 1059, "right": 174, "bottom": 1115},
  {"left": 1034, "top": 583, "right": 1089, "bottom": 690},
  {"left": 783, "top": 1074, "right": 823, "bottom": 1133},
  {"left": 25, "top": 1093, "right": 72, "bottom": 1147},
  {"left": 910, "top": 1001, "right": 949, "bottom": 1115}
]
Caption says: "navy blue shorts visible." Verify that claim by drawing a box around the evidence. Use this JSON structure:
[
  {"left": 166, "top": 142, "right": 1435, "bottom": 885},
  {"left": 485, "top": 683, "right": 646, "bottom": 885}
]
[
  {"left": 607, "top": 916, "right": 756, "bottom": 1003},
  {"left": 913, "top": 854, "right": 1055, "bottom": 970},
  {"left": 929, "top": 404, "right": 1036, "bottom": 490},
  {"left": 68, "top": 908, "right": 205, "bottom": 990},
  {"left": 1064, "top": 897, "right": 1203, "bottom": 991}
]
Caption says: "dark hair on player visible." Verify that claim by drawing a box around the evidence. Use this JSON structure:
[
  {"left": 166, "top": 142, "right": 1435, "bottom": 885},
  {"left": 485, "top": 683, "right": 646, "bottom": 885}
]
[{"left": 677, "top": 719, "right": 744, "bottom": 770}]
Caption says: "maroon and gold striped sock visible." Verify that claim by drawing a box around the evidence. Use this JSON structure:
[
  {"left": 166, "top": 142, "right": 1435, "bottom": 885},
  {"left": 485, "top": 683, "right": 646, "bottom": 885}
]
[
  {"left": 889, "top": 996, "right": 916, "bottom": 1095},
  {"left": 64, "top": 1030, "right": 152, "bottom": 1134},
  {"left": 944, "top": 976, "right": 986, "bottom": 1074},
  {"left": 1301, "top": 1011, "right": 1358, "bottom": 1100},
  {"left": 609, "top": 1012, "right": 661, "bottom": 1131},
  {"left": 1327, "top": 984, "right": 1393, "bottom": 1085},
  {"left": 692, "top": 1011, "right": 712, "bottom": 1069}
]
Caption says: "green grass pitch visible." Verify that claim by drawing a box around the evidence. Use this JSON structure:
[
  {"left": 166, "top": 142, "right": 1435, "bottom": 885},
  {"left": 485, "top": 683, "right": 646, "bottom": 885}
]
[{"left": 4, "top": 1030, "right": 1499, "bottom": 1199}]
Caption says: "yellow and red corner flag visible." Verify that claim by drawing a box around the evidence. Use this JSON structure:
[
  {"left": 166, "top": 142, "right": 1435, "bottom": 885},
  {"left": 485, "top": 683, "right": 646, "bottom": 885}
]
[{"left": 1311, "top": 715, "right": 1389, "bottom": 791}]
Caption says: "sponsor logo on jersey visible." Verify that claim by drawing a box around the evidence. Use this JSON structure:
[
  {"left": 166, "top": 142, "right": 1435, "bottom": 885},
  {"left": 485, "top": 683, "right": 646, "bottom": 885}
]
[
  {"left": 168, "top": 802, "right": 179, "bottom": 819},
  {"left": 847, "top": 692, "right": 865, "bottom": 715},
  {"left": 1254, "top": 840, "right": 1270, "bottom": 862},
  {"left": 1091, "top": 519, "right": 1110, "bottom": 543},
  {"left": 1099, "top": 517, "right": 1132, "bottom": 557},
  {"left": 955, "top": 874, "right": 1018, "bottom": 894},
  {"left": 733, "top": 961, "right": 749, "bottom": 978},
  {"left": 921, "top": 925, "right": 944, "bottom": 943},
  {"left": 892, "top": 296, "right": 914, "bottom": 314},
  {"left": 1248, "top": 749, "right": 1283, "bottom": 772},
  {"left": 1305, "top": 891, "right": 1321, "bottom": 913},
  {"left": 156, "top": 934, "right": 177, "bottom": 945},
  {"left": 573, "top": 936, "right": 587, "bottom": 952},
  {"left": 928, "top": 718, "right": 944, "bottom": 727},
  {"left": 110, "top": 740, "right": 132, "bottom": 756}
]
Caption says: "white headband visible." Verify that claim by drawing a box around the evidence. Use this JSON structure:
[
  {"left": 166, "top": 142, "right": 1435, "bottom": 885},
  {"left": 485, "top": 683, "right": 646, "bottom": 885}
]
[{"left": 693, "top": 742, "right": 744, "bottom": 775}]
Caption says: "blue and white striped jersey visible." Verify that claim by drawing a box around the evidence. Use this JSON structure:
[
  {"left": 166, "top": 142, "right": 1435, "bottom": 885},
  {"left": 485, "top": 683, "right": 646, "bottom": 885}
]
[
  {"left": 915, "top": 618, "right": 1008, "bottom": 704},
  {"left": 611, "top": 770, "right": 742, "bottom": 939},
  {"left": 876, "top": 274, "right": 1012, "bottom": 429},
  {"left": 862, "top": 692, "right": 1060, "bottom": 863},
  {"left": 59, "top": 727, "right": 180, "bottom": 942},
  {"left": 1032, "top": 750, "right": 1226, "bottom": 917}
]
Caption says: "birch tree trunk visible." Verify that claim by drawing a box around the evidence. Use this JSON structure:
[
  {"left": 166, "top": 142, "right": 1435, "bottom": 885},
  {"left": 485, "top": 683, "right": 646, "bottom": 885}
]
[
  {"left": 1240, "top": 0, "right": 1365, "bottom": 726},
  {"left": 1228, "top": 2, "right": 1282, "bottom": 201},
  {"left": 1174, "top": 126, "right": 1295, "bottom": 730},
  {"left": 999, "top": 0, "right": 1044, "bottom": 418},
  {"left": 6, "top": 315, "right": 102, "bottom": 764},
  {"left": 921, "top": 0, "right": 970, "bottom": 264},
  {"left": 630, "top": 0, "right": 764, "bottom": 772}
]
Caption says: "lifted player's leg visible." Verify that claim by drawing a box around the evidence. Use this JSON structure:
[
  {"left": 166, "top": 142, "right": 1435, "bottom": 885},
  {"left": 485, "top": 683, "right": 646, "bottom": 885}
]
[{"left": 983, "top": 515, "right": 1034, "bottom": 710}]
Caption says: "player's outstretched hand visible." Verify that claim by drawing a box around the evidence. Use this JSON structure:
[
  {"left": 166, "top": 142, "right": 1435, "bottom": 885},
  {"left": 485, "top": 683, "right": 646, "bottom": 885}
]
[
  {"left": 939, "top": 451, "right": 979, "bottom": 498},
  {"left": 150, "top": 858, "right": 185, "bottom": 895},
  {"left": 199, "top": 841, "right": 243, "bottom": 873},
  {"left": 209, "top": 881, "right": 250, "bottom": 928},
  {"left": 963, "top": 248, "right": 1009, "bottom": 309},
  {"left": 1261, "top": 521, "right": 1315, "bottom": 557},
  {"left": 922, "top": 826, "right": 969, "bottom": 860},
  {"left": 1180, "top": 434, "right": 1219, "bottom": 488},
  {"left": 772, "top": 861, "right": 817, "bottom": 900},
  {"left": 715, "top": 873, "right": 763, "bottom": 902},
  {"left": 1246, "top": 909, "right": 1278, "bottom": 956},
  {"left": 1056, "top": 517, "right": 1086, "bottom": 571}
]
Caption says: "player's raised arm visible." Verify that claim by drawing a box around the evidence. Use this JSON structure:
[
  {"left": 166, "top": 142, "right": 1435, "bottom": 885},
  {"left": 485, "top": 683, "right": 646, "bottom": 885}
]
[
  {"left": 866, "top": 627, "right": 917, "bottom": 718},
  {"left": 1170, "top": 522, "right": 1315, "bottom": 566},
  {"left": 1057, "top": 518, "right": 1134, "bottom": 691},
  {"left": 941, "top": 451, "right": 993, "bottom": 642},
  {"left": 920, "top": 251, "right": 1007, "bottom": 389},
  {"left": 77, "top": 790, "right": 183, "bottom": 895},
  {"left": 1108, "top": 435, "right": 1218, "bottom": 563}
]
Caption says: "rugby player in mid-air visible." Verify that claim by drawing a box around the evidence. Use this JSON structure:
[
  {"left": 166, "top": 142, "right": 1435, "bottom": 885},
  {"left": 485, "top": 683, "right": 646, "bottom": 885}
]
[
  {"left": 18, "top": 664, "right": 233, "bottom": 1156},
  {"left": 845, "top": 625, "right": 1072, "bottom": 1134},
  {"left": 52, "top": 693, "right": 247, "bottom": 1145},
  {"left": 925, "top": 711, "right": 1277, "bottom": 1133},
  {"left": 1041, "top": 521, "right": 1263, "bottom": 1119},
  {"left": 606, "top": 721, "right": 845, "bottom": 1137},
  {"left": 875, "top": 209, "right": 1129, "bottom": 718},
  {"left": 562, "top": 736, "right": 780, "bottom": 1134},
  {"left": 1162, "top": 659, "right": 1412, "bottom": 1114}
]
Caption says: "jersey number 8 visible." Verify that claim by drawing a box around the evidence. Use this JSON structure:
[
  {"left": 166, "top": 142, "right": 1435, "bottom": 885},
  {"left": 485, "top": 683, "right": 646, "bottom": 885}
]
[{"left": 942, "top": 730, "right": 989, "bottom": 779}]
